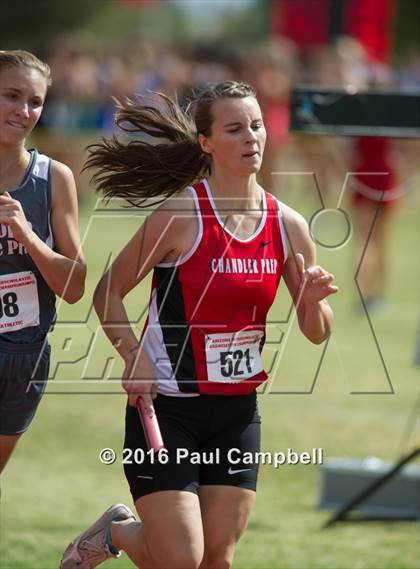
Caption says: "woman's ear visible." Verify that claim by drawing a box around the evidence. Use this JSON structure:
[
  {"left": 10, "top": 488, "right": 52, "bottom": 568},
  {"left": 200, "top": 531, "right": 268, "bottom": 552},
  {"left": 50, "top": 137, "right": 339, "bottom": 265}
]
[{"left": 198, "top": 133, "right": 212, "bottom": 156}]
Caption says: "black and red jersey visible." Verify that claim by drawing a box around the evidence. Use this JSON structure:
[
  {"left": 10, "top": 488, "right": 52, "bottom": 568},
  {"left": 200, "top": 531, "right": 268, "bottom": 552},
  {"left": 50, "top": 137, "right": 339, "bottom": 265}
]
[{"left": 141, "top": 179, "right": 288, "bottom": 396}]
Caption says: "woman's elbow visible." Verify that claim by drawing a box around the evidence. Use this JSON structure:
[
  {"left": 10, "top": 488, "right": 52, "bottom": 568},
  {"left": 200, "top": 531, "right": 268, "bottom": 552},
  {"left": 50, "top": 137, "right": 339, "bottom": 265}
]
[
  {"left": 62, "top": 264, "right": 86, "bottom": 304},
  {"left": 307, "top": 332, "right": 329, "bottom": 345},
  {"left": 93, "top": 274, "right": 112, "bottom": 314},
  {"left": 300, "top": 323, "right": 331, "bottom": 344},
  {"left": 64, "top": 291, "right": 82, "bottom": 304}
]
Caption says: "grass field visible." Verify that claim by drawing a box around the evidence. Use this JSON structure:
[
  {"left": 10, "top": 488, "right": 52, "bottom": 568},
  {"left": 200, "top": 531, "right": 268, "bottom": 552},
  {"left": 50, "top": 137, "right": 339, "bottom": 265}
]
[{"left": 1, "top": 173, "right": 419, "bottom": 569}]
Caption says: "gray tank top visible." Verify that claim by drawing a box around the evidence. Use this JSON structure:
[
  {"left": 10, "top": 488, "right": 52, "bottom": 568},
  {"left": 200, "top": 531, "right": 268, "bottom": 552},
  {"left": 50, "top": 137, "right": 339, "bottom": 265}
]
[{"left": 0, "top": 149, "right": 56, "bottom": 343}]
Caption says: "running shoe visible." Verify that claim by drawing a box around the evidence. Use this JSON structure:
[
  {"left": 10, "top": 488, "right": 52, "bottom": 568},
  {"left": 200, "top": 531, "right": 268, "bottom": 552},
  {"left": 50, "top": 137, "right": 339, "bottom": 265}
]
[{"left": 60, "top": 503, "right": 135, "bottom": 569}]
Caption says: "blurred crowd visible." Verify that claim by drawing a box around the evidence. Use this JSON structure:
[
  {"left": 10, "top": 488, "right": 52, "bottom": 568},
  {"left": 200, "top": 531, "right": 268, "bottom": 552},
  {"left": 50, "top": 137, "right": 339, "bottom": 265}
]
[
  {"left": 36, "top": 35, "right": 419, "bottom": 198},
  {"left": 39, "top": 36, "right": 419, "bottom": 134},
  {"left": 33, "top": 35, "right": 417, "bottom": 312}
]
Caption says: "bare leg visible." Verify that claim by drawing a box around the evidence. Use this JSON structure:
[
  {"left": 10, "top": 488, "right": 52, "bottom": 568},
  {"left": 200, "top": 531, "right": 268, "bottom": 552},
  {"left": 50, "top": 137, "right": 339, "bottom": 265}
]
[
  {"left": 198, "top": 485, "right": 256, "bottom": 569},
  {"left": 374, "top": 209, "right": 391, "bottom": 297},
  {"left": 353, "top": 202, "right": 381, "bottom": 301},
  {"left": 0, "top": 434, "right": 21, "bottom": 474},
  {"left": 111, "top": 490, "right": 204, "bottom": 569}
]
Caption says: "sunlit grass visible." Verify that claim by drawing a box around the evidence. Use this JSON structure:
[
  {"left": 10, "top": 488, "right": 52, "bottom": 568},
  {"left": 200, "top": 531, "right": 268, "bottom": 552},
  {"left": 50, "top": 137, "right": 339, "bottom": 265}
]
[{"left": 1, "top": 183, "right": 418, "bottom": 568}]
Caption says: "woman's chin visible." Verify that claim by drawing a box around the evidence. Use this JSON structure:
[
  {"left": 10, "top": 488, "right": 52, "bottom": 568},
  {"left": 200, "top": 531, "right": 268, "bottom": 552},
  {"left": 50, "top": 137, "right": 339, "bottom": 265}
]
[
  {"left": 0, "top": 134, "right": 26, "bottom": 147},
  {"left": 242, "top": 164, "right": 261, "bottom": 175},
  {"left": 215, "top": 162, "right": 262, "bottom": 178}
]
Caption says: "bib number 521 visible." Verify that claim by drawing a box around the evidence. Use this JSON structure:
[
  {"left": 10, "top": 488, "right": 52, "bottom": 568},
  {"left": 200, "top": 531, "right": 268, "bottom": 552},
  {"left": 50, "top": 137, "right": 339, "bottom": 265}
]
[{"left": 220, "top": 348, "right": 252, "bottom": 378}]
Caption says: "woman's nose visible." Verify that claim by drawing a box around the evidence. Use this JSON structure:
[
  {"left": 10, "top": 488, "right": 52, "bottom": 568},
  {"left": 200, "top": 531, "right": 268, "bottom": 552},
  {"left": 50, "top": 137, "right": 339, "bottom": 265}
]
[
  {"left": 245, "top": 128, "right": 257, "bottom": 142},
  {"left": 16, "top": 103, "right": 30, "bottom": 119}
]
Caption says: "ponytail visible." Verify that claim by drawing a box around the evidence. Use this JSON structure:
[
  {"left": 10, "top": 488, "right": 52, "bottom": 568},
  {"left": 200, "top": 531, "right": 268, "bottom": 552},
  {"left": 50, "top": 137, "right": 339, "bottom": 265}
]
[
  {"left": 85, "top": 93, "right": 209, "bottom": 207},
  {"left": 86, "top": 81, "right": 256, "bottom": 207}
]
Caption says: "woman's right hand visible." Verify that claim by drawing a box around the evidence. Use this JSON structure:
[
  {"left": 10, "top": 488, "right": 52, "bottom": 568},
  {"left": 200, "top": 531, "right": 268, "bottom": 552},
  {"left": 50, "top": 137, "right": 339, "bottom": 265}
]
[{"left": 122, "top": 348, "right": 158, "bottom": 414}]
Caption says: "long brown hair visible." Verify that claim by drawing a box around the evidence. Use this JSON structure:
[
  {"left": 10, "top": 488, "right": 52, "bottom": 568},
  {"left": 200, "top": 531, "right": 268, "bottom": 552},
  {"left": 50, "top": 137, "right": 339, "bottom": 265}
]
[
  {"left": 85, "top": 81, "right": 256, "bottom": 207},
  {"left": 0, "top": 50, "right": 52, "bottom": 86}
]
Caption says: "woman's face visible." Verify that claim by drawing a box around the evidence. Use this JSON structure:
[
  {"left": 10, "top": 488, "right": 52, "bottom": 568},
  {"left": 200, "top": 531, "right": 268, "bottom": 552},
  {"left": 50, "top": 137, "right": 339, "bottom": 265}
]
[
  {"left": 199, "top": 96, "right": 266, "bottom": 177},
  {"left": 0, "top": 66, "right": 47, "bottom": 148}
]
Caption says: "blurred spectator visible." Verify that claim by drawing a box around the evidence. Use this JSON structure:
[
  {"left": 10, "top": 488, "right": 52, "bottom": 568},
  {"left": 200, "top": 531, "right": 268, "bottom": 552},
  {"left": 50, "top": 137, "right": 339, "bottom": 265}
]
[
  {"left": 342, "top": 39, "right": 400, "bottom": 313},
  {"left": 397, "top": 46, "right": 420, "bottom": 91},
  {"left": 299, "top": 40, "right": 353, "bottom": 206},
  {"left": 245, "top": 38, "right": 299, "bottom": 194},
  {"left": 30, "top": 33, "right": 417, "bottom": 212}
]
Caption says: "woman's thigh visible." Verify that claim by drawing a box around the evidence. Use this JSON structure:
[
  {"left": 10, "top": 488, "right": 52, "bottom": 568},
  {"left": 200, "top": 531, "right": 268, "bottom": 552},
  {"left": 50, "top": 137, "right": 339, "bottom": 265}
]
[
  {"left": 0, "top": 434, "right": 21, "bottom": 473},
  {"left": 199, "top": 485, "right": 256, "bottom": 569},
  {"left": 135, "top": 490, "right": 204, "bottom": 569}
]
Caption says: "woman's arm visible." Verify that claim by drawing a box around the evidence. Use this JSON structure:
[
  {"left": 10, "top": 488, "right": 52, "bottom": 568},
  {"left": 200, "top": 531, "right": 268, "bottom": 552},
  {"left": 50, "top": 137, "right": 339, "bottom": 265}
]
[
  {"left": 94, "top": 191, "right": 198, "bottom": 409},
  {"left": 0, "top": 160, "right": 86, "bottom": 303},
  {"left": 281, "top": 205, "right": 338, "bottom": 344}
]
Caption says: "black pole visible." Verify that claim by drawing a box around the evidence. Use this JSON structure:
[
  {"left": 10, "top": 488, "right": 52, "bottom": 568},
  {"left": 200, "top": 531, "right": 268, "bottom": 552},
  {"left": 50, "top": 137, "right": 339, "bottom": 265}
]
[{"left": 329, "top": 0, "right": 345, "bottom": 42}]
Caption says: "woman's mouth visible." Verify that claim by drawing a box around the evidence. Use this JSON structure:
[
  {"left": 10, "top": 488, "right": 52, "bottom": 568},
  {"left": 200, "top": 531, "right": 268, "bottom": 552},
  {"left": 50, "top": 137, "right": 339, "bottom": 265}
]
[{"left": 6, "top": 121, "right": 26, "bottom": 130}]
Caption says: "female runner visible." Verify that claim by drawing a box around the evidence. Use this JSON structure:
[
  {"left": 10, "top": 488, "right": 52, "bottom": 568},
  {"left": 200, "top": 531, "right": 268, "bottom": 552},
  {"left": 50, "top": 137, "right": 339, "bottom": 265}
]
[
  {"left": 0, "top": 50, "right": 86, "bottom": 473},
  {"left": 61, "top": 81, "right": 337, "bottom": 569}
]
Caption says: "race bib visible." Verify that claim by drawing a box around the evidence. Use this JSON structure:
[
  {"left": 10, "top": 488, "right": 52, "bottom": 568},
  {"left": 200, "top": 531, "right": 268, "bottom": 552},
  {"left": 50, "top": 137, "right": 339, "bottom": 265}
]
[
  {"left": 205, "top": 329, "right": 264, "bottom": 383},
  {"left": 0, "top": 271, "right": 40, "bottom": 333}
]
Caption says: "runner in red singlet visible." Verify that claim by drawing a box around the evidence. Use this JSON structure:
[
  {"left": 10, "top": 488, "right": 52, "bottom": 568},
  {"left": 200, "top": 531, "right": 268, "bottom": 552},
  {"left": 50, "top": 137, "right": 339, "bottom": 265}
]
[
  {"left": 351, "top": 135, "right": 400, "bottom": 311},
  {"left": 61, "top": 81, "right": 338, "bottom": 569}
]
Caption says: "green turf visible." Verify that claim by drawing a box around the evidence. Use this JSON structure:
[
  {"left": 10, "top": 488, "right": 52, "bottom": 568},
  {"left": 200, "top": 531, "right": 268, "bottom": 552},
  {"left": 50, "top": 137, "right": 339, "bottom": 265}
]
[{"left": 1, "top": 182, "right": 419, "bottom": 569}]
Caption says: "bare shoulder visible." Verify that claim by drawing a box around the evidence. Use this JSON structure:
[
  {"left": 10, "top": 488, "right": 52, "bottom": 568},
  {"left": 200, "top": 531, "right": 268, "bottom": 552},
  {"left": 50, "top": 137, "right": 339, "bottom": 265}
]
[
  {"left": 280, "top": 202, "right": 308, "bottom": 233},
  {"left": 50, "top": 159, "right": 75, "bottom": 184},
  {"left": 157, "top": 187, "right": 197, "bottom": 214},
  {"left": 50, "top": 160, "right": 78, "bottom": 206},
  {"left": 278, "top": 202, "right": 314, "bottom": 261},
  {"left": 152, "top": 187, "right": 197, "bottom": 229},
  {"left": 150, "top": 187, "right": 199, "bottom": 260},
  {"left": 48, "top": 160, "right": 84, "bottom": 262}
]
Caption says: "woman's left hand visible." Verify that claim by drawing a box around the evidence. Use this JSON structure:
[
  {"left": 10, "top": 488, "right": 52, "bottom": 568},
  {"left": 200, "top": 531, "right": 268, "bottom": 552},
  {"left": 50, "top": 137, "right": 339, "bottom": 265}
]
[
  {"left": 295, "top": 253, "right": 338, "bottom": 304},
  {"left": 0, "top": 192, "right": 33, "bottom": 246}
]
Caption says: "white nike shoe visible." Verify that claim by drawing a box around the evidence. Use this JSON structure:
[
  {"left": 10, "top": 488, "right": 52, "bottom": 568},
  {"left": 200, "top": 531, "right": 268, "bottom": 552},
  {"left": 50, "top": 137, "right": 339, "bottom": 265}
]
[{"left": 60, "top": 504, "right": 135, "bottom": 569}]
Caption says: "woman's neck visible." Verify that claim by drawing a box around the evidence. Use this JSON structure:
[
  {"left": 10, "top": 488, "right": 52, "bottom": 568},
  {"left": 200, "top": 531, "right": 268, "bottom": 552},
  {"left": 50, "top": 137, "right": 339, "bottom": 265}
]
[
  {"left": 0, "top": 145, "right": 31, "bottom": 191},
  {"left": 206, "top": 171, "right": 261, "bottom": 211}
]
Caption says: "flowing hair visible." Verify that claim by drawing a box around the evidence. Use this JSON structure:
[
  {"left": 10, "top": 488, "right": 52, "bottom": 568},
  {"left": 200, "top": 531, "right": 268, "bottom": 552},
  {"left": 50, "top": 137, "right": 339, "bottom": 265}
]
[{"left": 85, "top": 81, "right": 256, "bottom": 207}]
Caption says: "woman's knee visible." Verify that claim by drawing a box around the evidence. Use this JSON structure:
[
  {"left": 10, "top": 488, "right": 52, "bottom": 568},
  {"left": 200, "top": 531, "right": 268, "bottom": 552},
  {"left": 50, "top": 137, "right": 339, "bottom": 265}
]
[
  {"left": 200, "top": 550, "right": 233, "bottom": 569},
  {"left": 150, "top": 542, "right": 203, "bottom": 569}
]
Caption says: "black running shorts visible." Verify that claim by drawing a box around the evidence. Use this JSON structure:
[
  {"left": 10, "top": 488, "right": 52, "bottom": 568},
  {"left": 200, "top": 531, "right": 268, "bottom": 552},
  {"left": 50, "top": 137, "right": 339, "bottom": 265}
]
[
  {"left": 124, "top": 391, "right": 261, "bottom": 501},
  {"left": 0, "top": 341, "right": 50, "bottom": 436}
]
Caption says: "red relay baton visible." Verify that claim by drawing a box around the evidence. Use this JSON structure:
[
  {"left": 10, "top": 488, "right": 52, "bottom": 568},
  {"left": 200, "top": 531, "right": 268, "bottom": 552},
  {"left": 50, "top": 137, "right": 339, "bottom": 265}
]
[{"left": 137, "top": 400, "right": 165, "bottom": 451}]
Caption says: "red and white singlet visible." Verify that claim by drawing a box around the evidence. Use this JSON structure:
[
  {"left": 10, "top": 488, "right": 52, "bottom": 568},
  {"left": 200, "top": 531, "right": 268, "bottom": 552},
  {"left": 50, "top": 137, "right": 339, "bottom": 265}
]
[{"left": 141, "top": 179, "right": 288, "bottom": 396}]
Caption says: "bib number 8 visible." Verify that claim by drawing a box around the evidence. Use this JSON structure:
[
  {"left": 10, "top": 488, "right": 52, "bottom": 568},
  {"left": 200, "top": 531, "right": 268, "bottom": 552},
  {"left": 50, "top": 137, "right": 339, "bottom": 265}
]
[
  {"left": 220, "top": 348, "right": 252, "bottom": 378},
  {"left": 0, "top": 292, "right": 19, "bottom": 318}
]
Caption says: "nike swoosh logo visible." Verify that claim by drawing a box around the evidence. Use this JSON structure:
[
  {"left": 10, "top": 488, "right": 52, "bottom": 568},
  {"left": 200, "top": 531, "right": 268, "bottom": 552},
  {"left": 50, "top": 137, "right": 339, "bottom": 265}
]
[
  {"left": 137, "top": 475, "right": 154, "bottom": 480},
  {"left": 260, "top": 240, "right": 273, "bottom": 247},
  {"left": 228, "top": 467, "right": 252, "bottom": 475}
]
